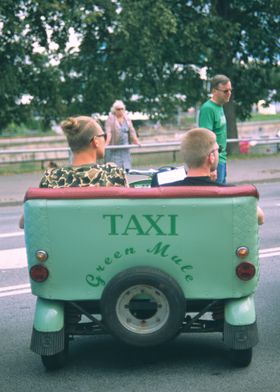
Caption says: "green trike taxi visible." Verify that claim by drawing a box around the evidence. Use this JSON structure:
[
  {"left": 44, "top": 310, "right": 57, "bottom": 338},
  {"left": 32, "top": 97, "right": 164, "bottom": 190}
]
[{"left": 24, "top": 179, "right": 260, "bottom": 370}]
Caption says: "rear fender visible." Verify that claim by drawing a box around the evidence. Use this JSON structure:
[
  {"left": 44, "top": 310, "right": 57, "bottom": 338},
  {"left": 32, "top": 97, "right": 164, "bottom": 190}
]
[
  {"left": 33, "top": 297, "right": 64, "bottom": 332},
  {"left": 225, "top": 295, "right": 256, "bottom": 326},
  {"left": 31, "top": 298, "right": 65, "bottom": 356}
]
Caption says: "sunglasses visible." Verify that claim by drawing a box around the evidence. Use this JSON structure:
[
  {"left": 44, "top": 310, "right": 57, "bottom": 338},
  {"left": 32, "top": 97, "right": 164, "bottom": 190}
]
[
  {"left": 216, "top": 88, "right": 233, "bottom": 94},
  {"left": 116, "top": 108, "right": 124, "bottom": 111},
  {"left": 90, "top": 133, "right": 107, "bottom": 143}
]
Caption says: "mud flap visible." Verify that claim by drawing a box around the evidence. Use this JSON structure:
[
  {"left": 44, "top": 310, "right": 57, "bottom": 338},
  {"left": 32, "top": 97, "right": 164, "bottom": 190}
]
[
  {"left": 30, "top": 298, "right": 65, "bottom": 355},
  {"left": 224, "top": 295, "right": 258, "bottom": 349}
]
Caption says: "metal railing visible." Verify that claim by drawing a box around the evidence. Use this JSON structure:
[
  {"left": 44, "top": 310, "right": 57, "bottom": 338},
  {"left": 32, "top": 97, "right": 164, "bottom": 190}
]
[{"left": 0, "top": 138, "right": 279, "bottom": 166}]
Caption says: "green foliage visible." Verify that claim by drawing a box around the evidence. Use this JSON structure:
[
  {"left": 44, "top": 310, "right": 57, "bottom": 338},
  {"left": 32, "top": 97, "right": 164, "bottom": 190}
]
[{"left": 0, "top": 0, "right": 279, "bottom": 135}]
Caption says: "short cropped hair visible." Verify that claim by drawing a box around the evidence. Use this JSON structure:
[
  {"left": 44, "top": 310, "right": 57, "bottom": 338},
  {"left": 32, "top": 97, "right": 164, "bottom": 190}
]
[
  {"left": 61, "top": 116, "right": 102, "bottom": 153},
  {"left": 180, "top": 128, "right": 216, "bottom": 168},
  {"left": 210, "top": 74, "right": 230, "bottom": 90}
]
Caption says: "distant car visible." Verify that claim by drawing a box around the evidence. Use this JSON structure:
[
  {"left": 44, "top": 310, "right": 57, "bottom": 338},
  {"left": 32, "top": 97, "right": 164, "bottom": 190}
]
[{"left": 24, "top": 182, "right": 260, "bottom": 370}]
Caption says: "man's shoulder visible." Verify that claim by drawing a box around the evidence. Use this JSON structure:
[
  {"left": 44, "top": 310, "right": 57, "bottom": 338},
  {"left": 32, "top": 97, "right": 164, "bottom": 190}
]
[
  {"left": 159, "top": 176, "right": 215, "bottom": 187},
  {"left": 200, "top": 99, "right": 213, "bottom": 109},
  {"left": 160, "top": 177, "right": 236, "bottom": 187},
  {"left": 200, "top": 99, "right": 221, "bottom": 111}
]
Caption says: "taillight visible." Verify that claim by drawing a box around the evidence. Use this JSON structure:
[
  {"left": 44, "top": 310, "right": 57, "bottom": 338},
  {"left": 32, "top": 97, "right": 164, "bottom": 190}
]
[
  {"left": 35, "top": 250, "right": 48, "bottom": 262},
  {"left": 30, "top": 265, "right": 49, "bottom": 282},
  {"left": 236, "top": 262, "right": 256, "bottom": 281},
  {"left": 236, "top": 246, "right": 249, "bottom": 258}
]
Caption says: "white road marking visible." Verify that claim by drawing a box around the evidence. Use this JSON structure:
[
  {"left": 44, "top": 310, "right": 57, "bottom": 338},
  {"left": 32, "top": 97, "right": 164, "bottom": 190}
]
[
  {"left": 0, "top": 283, "right": 31, "bottom": 298},
  {"left": 0, "top": 247, "right": 27, "bottom": 269},
  {"left": 0, "top": 288, "right": 31, "bottom": 298},
  {"left": 0, "top": 283, "right": 30, "bottom": 292},
  {"left": 0, "top": 231, "right": 24, "bottom": 239},
  {"left": 259, "top": 247, "right": 280, "bottom": 253},
  {"left": 259, "top": 247, "right": 280, "bottom": 258}
]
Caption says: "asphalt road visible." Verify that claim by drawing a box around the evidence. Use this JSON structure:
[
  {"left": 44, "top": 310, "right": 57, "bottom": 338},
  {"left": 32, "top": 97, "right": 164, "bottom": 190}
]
[{"left": 0, "top": 182, "right": 279, "bottom": 392}]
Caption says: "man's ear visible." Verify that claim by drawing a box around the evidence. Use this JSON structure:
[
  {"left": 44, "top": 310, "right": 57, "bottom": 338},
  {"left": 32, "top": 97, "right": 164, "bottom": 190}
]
[{"left": 208, "top": 152, "right": 215, "bottom": 165}]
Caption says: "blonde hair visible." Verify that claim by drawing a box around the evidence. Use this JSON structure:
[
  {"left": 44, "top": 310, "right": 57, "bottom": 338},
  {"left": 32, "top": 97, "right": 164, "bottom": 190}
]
[
  {"left": 111, "top": 100, "right": 126, "bottom": 115},
  {"left": 180, "top": 128, "right": 216, "bottom": 168},
  {"left": 61, "top": 116, "right": 101, "bottom": 152}
]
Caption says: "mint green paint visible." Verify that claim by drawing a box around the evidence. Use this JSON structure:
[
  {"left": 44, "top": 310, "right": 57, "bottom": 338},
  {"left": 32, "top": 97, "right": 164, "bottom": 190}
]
[
  {"left": 24, "top": 196, "right": 259, "bottom": 301},
  {"left": 33, "top": 298, "right": 64, "bottom": 332},
  {"left": 225, "top": 295, "right": 256, "bottom": 326}
]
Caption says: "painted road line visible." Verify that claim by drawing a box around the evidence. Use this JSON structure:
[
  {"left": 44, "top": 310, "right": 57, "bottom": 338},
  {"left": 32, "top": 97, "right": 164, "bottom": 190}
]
[
  {"left": 0, "top": 288, "right": 31, "bottom": 298},
  {"left": 0, "top": 283, "right": 30, "bottom": 292},
  {"left": 0, "top": 283, "right": 31, "bottom": 298},
  {"left": 259, "top": 247, "right": 280, "bottom": 259},
  {"left": 259, "top": 247, "right": 280, "bottom": 253},
  {"left": 0, "top": 247, "right": 27, "bottom": 269},
  {"left": 259, "top": 252, "right": 280, "bottom": 258},
  {"left": 0, "top": 232, "right": 24, "bottom": 239}
]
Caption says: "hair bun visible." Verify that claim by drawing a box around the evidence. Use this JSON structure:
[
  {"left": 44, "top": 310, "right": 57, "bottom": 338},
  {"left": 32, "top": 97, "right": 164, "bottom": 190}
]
[{"left": 60, "top": 117, "right": 80, "bottom": 136}]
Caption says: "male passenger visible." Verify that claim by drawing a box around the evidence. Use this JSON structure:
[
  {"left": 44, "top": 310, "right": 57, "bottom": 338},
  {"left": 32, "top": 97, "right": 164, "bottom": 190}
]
[{"left": 161, "top": 127, "right": 264, "bottom": 225}]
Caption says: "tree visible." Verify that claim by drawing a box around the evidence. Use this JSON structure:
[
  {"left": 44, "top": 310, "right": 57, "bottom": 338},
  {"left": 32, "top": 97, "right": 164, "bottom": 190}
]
[
  {"left": 0, "top": 0, "right": 72, "bottom": 133},
  {"left": 0, "top": 0, "right": 279, "bottom": 136},
  {"left": 196, "top": 0, "right": 280, "bottom": 151},
  {"left": 58, "top": 0, "right": 279, "bottom": 136}
]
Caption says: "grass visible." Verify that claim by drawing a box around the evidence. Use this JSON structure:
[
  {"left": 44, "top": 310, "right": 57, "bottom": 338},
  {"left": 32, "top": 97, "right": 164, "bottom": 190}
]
[
  {"left": 0, "top": 162, "right": 44, "bottom": 176},
  {"left": 248, "top": 113, "right": 280, "bottom": 122}
]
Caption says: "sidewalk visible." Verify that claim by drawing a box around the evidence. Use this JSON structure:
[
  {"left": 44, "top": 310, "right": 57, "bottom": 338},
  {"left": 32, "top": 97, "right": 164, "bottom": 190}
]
[{"left": 0, "top": 155, "right": 280, "bottom": 207}]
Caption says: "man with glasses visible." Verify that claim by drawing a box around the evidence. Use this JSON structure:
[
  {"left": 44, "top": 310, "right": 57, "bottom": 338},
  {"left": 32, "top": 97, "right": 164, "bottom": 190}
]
[
  {"left": 198, "top": 74, "right": 232, "bottom": 184},
  {"left": 155, "top": 128, "right": 264, "bottom": 225}
]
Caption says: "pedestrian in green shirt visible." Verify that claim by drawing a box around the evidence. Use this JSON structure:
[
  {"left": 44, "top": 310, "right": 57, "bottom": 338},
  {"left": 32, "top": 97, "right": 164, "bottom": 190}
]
[{"left": 198, "top": 74, "right": 232, "bottom": 184}]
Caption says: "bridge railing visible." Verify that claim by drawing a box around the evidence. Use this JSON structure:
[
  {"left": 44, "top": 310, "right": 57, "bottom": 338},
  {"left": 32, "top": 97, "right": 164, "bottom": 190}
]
[{"left": 0, "top": 138, "right": 279, "bottom": 167}]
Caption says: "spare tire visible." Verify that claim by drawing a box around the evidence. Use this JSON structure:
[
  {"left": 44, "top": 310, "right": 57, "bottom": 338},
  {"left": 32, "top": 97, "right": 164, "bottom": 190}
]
[{"left": 101, "top": 267, "right": 186, "bottom": 347}]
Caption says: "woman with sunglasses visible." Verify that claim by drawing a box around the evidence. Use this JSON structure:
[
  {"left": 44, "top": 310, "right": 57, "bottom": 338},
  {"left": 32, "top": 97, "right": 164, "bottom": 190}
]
[
  {"left": 39, "top": 116, "right": 128, "bottom": 188},
  {"left": 105, "top": 100, "right": 140, "bottom": 171}
]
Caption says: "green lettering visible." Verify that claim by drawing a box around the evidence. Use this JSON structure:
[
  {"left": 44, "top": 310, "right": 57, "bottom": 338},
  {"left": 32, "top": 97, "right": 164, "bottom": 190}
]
[
  {"left": 86, "top": 274, "right": 106, "bottom": 287},
  {"left": 96, "top": 265, "right": 105, "bottom": 272},
  {"left": 114, "top": 251, "right": 122, "bottom": 259},
  {"left": 103, "top": 214, "right": 123, "bottom": 235},
  {"left": 125, "top": 247, "right": 136, "bottom": 255},
  {"left": 181, "top": 265, "right": 193, "bottom": 272},
  {"left": 147, "top": 241, "right": 170, "bottom": 257},
  {"left": 143, "top": 215, "right": 165, "bottom": 235},
  {"left": 168, "top": 215, "right": 178, "bottom": 235},
  {"left": 104, "top": 257, "right": 112, "bottom": 265},
  {"left": 171, "top": 255, "right": 183, "bottom": 265},
  {"left": 123, "top": 215, "right": 145, "bottom": 235},
  {"left": 185, "top": 275, "right": 193, "bottom": 282}
]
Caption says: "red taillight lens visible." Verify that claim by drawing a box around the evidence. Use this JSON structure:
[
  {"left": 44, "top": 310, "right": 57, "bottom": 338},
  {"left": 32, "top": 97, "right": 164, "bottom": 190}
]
[
  {"left": 236, "top": 262, "right": 256, "bottom": 281},
  {"left": 30, "top": 265, "right": 49, "bottom": 282}
]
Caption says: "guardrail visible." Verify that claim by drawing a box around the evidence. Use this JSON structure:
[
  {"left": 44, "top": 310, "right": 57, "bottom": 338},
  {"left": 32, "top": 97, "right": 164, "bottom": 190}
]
[{"left": 0, "top": 138, "right": 279, "bottom": 167}]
